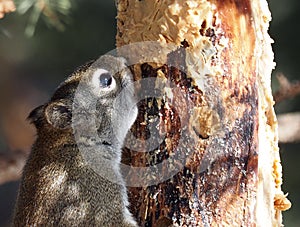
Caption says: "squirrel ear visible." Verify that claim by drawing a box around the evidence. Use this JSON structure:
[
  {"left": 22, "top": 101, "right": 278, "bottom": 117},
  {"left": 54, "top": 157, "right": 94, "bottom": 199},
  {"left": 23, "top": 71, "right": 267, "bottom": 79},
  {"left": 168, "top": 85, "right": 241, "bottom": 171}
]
[{"left": 45, "top": 101, "right": 72, "bottom": 129}]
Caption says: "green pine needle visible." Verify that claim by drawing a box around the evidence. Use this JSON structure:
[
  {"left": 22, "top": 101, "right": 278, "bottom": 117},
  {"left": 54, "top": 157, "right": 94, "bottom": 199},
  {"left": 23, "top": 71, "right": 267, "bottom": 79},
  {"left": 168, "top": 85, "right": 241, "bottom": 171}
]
[{"left": 15, "top": 0, "right": 73, "bottom": 36}]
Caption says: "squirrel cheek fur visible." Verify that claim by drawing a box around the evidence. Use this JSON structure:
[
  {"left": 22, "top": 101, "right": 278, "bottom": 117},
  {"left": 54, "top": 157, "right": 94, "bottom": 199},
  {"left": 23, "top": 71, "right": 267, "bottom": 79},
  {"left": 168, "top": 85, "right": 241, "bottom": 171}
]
[{"left": 13, "top": 55, "right": 138, "bottom": 227}]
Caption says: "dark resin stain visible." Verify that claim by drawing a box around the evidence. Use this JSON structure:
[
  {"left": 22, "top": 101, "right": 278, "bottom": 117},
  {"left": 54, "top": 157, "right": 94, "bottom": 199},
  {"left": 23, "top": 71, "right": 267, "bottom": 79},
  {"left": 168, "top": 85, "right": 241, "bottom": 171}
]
[{"left": 214, "top": 0, "right": 253, "bottom": 17}]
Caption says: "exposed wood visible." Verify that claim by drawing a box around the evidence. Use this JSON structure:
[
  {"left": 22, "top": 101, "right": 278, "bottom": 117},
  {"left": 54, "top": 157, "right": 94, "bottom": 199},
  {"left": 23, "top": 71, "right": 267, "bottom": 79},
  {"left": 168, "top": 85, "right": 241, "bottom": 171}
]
[{"left": 116, "top": 0, "right": 290, "bottom": 226}]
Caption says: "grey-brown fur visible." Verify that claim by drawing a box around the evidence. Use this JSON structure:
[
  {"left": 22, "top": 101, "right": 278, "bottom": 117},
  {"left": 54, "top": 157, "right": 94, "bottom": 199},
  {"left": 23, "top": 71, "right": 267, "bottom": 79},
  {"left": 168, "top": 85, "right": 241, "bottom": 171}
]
[{"left": 13, "top": 55, "right": 138, "bottom": 227}]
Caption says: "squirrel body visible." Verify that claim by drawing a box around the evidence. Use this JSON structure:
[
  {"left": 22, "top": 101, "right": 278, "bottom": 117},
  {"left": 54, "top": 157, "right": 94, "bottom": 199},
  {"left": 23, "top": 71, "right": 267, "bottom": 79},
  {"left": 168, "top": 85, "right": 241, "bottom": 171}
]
[{"left": 13, "top": 56, "right": 138, "bottom": 227}]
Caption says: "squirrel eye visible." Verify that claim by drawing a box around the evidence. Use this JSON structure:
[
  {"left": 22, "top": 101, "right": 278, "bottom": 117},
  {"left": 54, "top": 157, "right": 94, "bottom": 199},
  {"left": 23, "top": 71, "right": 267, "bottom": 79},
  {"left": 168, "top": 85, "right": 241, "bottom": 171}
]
[
  {"left": 99, "top": 73, "right": 113, "bottom": 87},
  {"left": 91, "top": 69, "right": 116, "bottom": 92}
]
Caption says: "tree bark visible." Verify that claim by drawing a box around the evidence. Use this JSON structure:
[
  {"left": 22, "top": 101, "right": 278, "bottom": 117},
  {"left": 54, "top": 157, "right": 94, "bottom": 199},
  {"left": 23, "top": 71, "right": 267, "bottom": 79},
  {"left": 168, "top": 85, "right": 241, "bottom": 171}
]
[{"left": 116, "top": 0, "right": 291, "bottom": 226}]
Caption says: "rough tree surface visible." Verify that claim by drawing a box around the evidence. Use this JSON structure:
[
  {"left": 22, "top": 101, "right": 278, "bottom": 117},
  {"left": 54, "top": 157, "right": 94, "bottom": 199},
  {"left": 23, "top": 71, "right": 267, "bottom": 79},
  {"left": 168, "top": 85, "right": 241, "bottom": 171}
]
[{"left": 116, "top": 0, "right": 291, "bottom": 226}]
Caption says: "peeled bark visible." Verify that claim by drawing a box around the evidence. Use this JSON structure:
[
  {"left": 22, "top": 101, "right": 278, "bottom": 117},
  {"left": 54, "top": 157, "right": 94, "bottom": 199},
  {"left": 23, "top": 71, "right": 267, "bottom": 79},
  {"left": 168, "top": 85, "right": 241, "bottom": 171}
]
[{"left": 116, "top": 0, "right": 291, "bottom": 226}]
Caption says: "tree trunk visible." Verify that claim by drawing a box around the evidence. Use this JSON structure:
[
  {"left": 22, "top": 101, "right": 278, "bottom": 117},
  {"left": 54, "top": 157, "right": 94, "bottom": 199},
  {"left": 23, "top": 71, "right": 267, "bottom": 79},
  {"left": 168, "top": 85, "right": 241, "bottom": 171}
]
[{"left": 116, "top": 0, "right": 291, "bottom": 226}]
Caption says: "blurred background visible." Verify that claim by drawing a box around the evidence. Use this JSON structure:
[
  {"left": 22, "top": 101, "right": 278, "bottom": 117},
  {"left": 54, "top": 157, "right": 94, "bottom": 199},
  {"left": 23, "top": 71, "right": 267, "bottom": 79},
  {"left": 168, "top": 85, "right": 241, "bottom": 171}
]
[{"left": 0, "top": 0, "right": 299, "bottom": 226}]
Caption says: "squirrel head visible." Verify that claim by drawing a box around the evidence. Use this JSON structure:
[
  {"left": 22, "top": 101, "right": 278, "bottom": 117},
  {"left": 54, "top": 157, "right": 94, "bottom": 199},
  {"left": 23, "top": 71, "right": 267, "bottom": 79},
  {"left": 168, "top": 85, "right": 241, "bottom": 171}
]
[{"left": 28, "top": 55, "right": 138, "bottom": 149}]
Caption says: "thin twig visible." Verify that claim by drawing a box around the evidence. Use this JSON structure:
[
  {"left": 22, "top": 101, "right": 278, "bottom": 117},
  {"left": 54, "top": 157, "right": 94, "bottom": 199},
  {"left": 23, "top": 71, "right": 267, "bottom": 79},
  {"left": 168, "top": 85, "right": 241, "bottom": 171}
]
[
  {"left": 278, "top": 112, "right": 300, "bottom": 143},
  {"left": 0, "top": 0, "right": 16, "bottom": 18},
  {"left": 0, "top": 150, "right": 28, "bottom": 185},
  {"left": 273, "top": 73, "right": 300, "bottom": 103}
]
